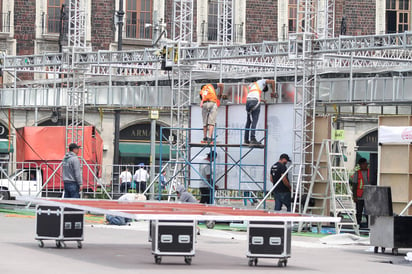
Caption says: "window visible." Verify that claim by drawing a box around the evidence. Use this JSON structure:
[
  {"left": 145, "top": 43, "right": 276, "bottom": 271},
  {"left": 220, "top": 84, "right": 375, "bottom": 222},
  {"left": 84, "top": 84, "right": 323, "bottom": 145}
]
[
  {"left": 207, "top": 0, "right": 218, "bottom": 41},
  {"left": 386, "top": 0, "right": 410, "bottom": 33},
  {"left": 47, "top": 0, "right": 68, "bottom": 34},
  {"left": 288, "top": 0, "right": 297, "bottom": 33},
  {"left": 126, "top": 0, "right": 152, "bottom": 39}
]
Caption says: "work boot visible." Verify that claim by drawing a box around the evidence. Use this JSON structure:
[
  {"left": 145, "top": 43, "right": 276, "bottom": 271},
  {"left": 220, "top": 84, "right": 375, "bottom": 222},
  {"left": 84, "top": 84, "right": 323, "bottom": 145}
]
[
  {"left": 244, "top": 140, "right": 250, "bottom": 145},
  {"left": 207, "top": 137, "right": 214, "bottom": 145},
  {"left": 201, "top": 137, "right": 208, "bottom": 144},
  {"left": 250, "top": 138, "right": 262, "bottom": 145}
]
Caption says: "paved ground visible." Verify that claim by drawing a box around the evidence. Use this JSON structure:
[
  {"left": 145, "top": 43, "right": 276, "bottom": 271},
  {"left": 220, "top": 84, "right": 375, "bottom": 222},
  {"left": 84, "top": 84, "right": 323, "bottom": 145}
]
[{"left": 1, "top": 212, "right": 411, "bottom": 274}]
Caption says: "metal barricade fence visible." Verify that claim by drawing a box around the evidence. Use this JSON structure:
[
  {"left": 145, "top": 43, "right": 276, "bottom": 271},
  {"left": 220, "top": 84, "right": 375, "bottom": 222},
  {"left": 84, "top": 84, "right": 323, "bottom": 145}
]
[{"left": 105, "top": 163, "right": 169, "bottom": 199}]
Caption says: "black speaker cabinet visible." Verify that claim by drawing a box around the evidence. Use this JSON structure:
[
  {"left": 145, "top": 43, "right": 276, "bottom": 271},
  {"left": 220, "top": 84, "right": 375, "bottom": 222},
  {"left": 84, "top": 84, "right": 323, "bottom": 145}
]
[
  {"left": 247, "top": 221, "right": 291, "bottom": 267},
  {"left": 151, "top": 220, "right": 195, "bottom": 265},
  {"left": 35, "top": 205, "right": 84, "bottom": 248}
]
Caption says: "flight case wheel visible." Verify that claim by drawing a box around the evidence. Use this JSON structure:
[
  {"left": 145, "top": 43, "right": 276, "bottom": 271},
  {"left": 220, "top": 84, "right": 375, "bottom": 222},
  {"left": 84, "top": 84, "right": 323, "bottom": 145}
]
[
  {"left": 392, "top": 248, "right": 399, "bottom": 255},
  {"left": 277, "top": 259, "right": 287, "bottom": 267},
  {"left": 254, "top": 258, "right": 258, "bottom": 266},
  {"left": 184, "top": 256, "right": 192, "bottom": 265},
  {"left": 381, "top": 247, "right": 386, "bottom": 253},
  {"left": 374, "top": 246, "right": 379, "bottom": 253},
  {"left": 248, "top": 258, "right": 254, "bottom": 267},
  {"left": 154, "top": 255, "right": 161, "bottom": 264},
  {"left": 77, "top": 241, "right": 82, "bottom": 249},
  {"left": 206, "top": 220, "right": 215, "bottom": 229},
  {"left": 38, "top": 240, "right": 44, "bottom": 248}
]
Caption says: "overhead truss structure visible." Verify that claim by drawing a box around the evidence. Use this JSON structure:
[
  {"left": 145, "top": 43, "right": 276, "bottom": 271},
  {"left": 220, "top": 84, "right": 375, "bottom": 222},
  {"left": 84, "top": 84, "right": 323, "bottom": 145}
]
[
  {"left": 217, "top": 0, "right": 233, "bottom": 46},
  {"left": 4, "top": 34, "right": 412, "bottom": 77}
]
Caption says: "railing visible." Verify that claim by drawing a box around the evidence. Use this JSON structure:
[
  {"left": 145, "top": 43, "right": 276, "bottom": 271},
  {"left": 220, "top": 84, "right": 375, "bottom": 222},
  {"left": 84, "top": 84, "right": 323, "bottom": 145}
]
[
  {"left": 0, "top": 161, "right": 107, "bottom": 199},
  {"left": 0, "top": 12, "right": 11, "bottom": 33}
]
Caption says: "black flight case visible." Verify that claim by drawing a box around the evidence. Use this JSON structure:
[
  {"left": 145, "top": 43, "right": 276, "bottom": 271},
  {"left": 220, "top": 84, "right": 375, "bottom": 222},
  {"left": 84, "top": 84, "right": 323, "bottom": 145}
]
[
  {"left": 151, "top": 220, "right": 196, "bottom": 264},
  {"left": 35, "top": 205, "right": 84, "bottom": 248},
  {"left": 247, "top": 221, "right": 291, "bottom": 267}
]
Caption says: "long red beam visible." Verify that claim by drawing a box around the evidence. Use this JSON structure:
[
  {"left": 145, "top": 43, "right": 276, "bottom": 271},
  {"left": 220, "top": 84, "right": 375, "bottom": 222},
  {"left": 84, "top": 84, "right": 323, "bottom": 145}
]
[
  {"left": 19, "top": 197, "right": 341, "bottom": 223},
  {"left": 49, "top": 199, "right": 299, "bottom": 217}
]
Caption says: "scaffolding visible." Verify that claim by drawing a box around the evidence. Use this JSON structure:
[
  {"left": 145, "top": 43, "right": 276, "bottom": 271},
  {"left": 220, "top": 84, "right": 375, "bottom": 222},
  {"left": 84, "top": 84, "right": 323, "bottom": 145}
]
[
  {"left": 172, "top": 0, "right": 194, "bottom": 44},
  {"left": 158, "top": 127, "right": 268, "bottom": 205}
]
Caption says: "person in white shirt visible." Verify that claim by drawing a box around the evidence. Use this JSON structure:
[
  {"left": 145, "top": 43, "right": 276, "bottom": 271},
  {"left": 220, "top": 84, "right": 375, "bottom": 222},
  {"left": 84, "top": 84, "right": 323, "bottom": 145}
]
[
  {"left": 133, "top": 163, "right": 149, "bottom": 193},
  {"left": 119, "top": 166, "right": 133, "bottom": 193}
]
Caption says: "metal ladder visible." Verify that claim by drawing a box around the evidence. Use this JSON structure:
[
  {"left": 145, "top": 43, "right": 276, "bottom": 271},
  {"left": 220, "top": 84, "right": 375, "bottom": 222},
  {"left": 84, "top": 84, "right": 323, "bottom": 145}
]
[{"left": 300, "top": 139, "right": 359, "bottom": 235}]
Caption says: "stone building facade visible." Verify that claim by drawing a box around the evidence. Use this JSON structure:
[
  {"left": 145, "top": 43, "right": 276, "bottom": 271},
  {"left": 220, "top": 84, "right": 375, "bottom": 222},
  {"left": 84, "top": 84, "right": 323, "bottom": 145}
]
[{"left": 0, "top": 0, "right": 407, "bottom": 178}]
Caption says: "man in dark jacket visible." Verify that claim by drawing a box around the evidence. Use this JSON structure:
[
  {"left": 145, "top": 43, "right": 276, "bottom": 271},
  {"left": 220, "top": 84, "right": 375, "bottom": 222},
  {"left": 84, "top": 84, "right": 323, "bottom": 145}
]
[
  {"left": 270, "top": 153, "right": 292, "bottom": 211},
  {"left": 62, "top": 143, "right": 82, "bottom": 198}
]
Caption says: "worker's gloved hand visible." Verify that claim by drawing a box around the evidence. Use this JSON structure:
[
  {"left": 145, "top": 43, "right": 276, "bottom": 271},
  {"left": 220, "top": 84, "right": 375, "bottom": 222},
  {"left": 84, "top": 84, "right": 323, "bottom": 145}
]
[{"left": 270, "top": 93, "right": 278, "bottom": 99}]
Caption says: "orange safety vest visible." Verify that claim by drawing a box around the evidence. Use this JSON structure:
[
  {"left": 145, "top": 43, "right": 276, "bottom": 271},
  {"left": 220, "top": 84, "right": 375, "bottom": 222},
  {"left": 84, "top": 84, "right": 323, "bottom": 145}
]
[
  {"left": 355, "top": 169, "right": 369, "bottom": 198},
  {"left": 200, "top": 84, "right": 220, "bottom": 106},
  {"left": 247, "top": 82, "right": 263, "bottom": 100}
]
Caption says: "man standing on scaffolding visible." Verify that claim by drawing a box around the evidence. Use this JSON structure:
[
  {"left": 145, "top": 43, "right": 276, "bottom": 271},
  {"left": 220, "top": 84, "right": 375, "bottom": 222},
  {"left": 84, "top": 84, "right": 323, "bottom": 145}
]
[
  {"left": 244, "top": 79, "right": 276, "bottom": 145},
  {"left": 199, "top": 83, "right": 224, "bottom": 144},
  {"left": 199, "top": 151, "right": 217, "bottom": 204}
]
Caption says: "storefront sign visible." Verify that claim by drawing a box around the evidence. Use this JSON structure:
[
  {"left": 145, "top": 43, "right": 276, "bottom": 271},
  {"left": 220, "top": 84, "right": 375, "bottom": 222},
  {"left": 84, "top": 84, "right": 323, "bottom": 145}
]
[{"left": 120, "top": 123, "right": 171, "bottom": 141}]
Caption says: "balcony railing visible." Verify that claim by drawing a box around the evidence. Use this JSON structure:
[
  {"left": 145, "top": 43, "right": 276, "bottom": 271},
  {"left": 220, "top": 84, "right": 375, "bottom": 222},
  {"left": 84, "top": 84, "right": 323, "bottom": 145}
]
[{"left": 0, "top": 12, "right": 11, "bottom": 33}]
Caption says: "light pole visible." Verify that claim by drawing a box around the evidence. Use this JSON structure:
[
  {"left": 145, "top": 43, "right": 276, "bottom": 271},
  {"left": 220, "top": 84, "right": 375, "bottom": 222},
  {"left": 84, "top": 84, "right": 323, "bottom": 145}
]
[
  {"left": 149, "top": 110, "right": 159, "bottom": 200},
  {"left": 117, "top": 0, "right": 125, "bottom": 50}
]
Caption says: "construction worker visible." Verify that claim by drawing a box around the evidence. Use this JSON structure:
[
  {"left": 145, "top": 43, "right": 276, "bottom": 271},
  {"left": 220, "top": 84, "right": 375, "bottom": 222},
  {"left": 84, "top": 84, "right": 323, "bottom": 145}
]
[
  {"left": 176, "top": 185, "right": 197, "bottom": 203},
  {"left": 199, "top": 83, "right": 224, "bottom": 144},
  {"left": 351, "top": 158, "right": 373, "bottom": 227},
  {"left": 270, "top": 153, "right": 292, "bottom": 212},
  {"left": 244, "top": 79, "right": 276, "bottom": 145},
  {"left": 199, "top": 151, "right": 217, "bottom": 204}
]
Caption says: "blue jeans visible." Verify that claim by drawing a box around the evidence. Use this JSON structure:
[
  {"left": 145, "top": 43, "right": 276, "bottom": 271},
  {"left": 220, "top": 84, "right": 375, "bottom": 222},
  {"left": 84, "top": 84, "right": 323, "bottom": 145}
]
[
  {"left": 64, "top": 181, "right": 80, "bottom": 198},
  {"left": 245, "top": 99, "right": 260, "bottom": 141},
  {"left": 274, "top": 192, "right": 291, "bottom": 212}
]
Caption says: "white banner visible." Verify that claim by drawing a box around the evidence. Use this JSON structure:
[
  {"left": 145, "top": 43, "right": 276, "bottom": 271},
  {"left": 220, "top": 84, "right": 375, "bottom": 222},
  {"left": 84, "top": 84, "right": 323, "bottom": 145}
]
[{"left": 378, "top": 126, "right": 412, "bottom": 144}]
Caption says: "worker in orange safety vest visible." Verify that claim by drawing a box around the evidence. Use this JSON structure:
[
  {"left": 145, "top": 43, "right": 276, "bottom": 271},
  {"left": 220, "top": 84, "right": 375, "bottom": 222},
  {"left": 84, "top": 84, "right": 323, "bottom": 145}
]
[
  {"left": 199, "top": 83, "right": 223, "bottom": 144},
  {"left": 350, "top": 157, "right": 372, "bottom": 227}
]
